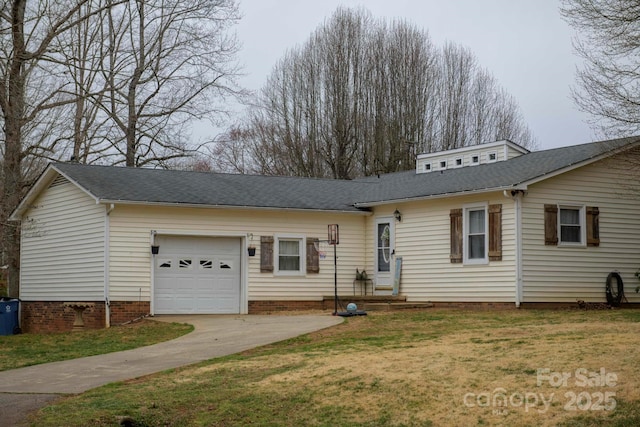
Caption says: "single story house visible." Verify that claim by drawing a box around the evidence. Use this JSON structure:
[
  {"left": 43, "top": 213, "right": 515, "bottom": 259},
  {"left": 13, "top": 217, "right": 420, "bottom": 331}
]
[{"left": 10, "top": 136, "right": 640, "bottom": 331}]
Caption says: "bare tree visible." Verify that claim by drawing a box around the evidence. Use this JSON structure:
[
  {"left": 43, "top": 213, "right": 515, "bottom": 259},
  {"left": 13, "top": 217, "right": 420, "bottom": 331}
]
[
  {"left": 560, "top": 0, "right": 640, "bottom": 136},
  {"left": 236, "top": 7, "right": 536, "bottom": 179},
  {"left": 0, "top": 0, "right": 128, "bottom": 296},
  {"left": 49, "top": 0, "right": 113, "bottom": 164},
  {"left": 94, "top": 0, "right": 242, "bottom": 167}
]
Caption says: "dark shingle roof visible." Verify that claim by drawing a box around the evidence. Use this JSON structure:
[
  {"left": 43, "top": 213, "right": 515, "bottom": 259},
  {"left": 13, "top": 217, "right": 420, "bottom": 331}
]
[
  {"left": 53, "top": 163, "right": 370, "bottom": 212},
  {"left": 353, "top": 136, "right": 639, "bottom": 205},
  {"left": 51, "top": 136, "right": 639, "bottom": 211}
]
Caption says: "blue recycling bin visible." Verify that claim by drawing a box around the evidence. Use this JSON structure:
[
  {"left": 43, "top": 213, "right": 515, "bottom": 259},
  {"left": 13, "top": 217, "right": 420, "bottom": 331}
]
[{"left": 0, "top": 298, "right": 20, "bottom": 335}]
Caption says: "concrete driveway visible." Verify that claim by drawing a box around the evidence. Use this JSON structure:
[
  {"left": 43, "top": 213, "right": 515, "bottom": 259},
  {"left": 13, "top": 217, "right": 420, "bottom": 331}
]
[{"left": 0, "top": 314, "right": 343, "bottom": 425}]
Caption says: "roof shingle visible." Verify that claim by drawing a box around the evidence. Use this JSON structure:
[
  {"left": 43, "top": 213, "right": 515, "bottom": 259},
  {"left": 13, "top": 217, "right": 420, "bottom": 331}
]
[{"left": 51, "top": 136, "right": 639, "bottom": 211}]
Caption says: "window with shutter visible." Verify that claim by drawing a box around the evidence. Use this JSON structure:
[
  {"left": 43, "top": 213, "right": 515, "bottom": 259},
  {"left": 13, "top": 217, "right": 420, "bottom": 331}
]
[
  {"left": 544, "top": 204, "right": 599, "bottom": 247},
  {"left": 451, "top": 204, "right": 502, "bottom": 264},
  {"left": 273, "top": 234, "right": 306, "bottom": 275}
]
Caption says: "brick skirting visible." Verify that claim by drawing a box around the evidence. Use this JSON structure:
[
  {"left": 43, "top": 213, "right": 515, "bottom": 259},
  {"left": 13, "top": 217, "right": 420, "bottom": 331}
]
[
  {"left": 427, "top": 301, "right": 517, "bottom": 310},
  {"left": 109, "top": 301, "right": 151, "bottom": 325},
  {"left": 21, "top": 301, "right": 106, "bottom": 333},
  {"left": 20, "top": 300, "right": 152, "bottom": 333},
  {"left": 249, "top": 300, "right": 324, "bottom": 313}
]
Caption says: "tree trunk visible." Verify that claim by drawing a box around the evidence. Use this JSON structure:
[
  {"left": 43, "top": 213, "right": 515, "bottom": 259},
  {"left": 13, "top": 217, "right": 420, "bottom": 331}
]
[{"left": 1, "top": 0, "right": 27, "bottom": 297}]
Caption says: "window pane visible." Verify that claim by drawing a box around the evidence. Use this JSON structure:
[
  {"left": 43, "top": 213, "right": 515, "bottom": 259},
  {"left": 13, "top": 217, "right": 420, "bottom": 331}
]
[
  {"left": 279, "top": 239, "right": 300, "bottom": 271},
  {"left": 560, "top": 209, "right": 579, "bottom": 225},
  {"left": 378, "top": 249, "right": 390, "bottom": 272},
  {"left": 279, "top": 255, "right": 300, "bottom": 271},
  {"left": 560, "top": 208, "right": 582, "bottom": 243},
  {"left": 469, "top": 210, "right": 485, "bottom": 234},
  {"left": 561, "top": 225, "right": 581, "bottom": 243},
  {"left": 469, "top": 235, "right": 485, "bottom": 259},
  {"left": 377, "top": 223, "right": 391, "bottom": 272},
  {"left": 279, "top": 240, "right": 299, "bottom": 256},
  {"left": 378, "top": 224, "right": 390, "bottom": 246}
]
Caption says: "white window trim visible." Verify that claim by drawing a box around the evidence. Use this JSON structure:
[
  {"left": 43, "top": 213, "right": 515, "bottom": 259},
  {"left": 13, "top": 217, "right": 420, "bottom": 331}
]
[
  {"left": 454, "top": 157, "right": 463, "bottom": 168},
  {"left": 486, "top": 151, "right": 498, "bottom": 163},
  {"left": 463, "top": 202, "right": 489, "bottom": 265},
  {"left": 424, "top": 162, "right": 432, "bottom": 172},
  {"left": 470, "top": 155, "right": 480, "bottom": 165},
  {"left": 439, "top": 160, "right": 447, "bottom": 170},
  {"left": 558, "top": 205, "right": 587, "bottom": 247},
  {"left": 274, "top": 234, "right": 306, "bottom": 276}
]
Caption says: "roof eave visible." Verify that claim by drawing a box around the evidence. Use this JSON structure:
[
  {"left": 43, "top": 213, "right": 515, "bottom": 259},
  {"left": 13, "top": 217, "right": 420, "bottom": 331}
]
[
  {"left": 10, "top": 164, "right": 101, "bottom": 220},
  {"left": 354, "top": 185, "right": 518, "bottom": 208},
  {"left": 97, "top": 199, "right": 372, "bottom": 215},
  {"left": 516, "top": 139, "right": 640, "bottom": 188}
]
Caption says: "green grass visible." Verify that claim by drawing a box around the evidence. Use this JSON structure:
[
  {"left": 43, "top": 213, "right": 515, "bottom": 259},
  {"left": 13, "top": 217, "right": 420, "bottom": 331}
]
[
  {"left": 0, "top": 319, "right": 193, "bottom": 371},
  {"left": 27, "top": 309, "right": 640, "bottom": 426}
]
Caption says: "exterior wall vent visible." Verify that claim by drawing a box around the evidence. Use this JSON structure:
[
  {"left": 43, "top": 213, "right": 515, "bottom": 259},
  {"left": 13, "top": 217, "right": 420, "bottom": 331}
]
[{"left": 48, "top": 175, "right": 68, "bottom": 189}]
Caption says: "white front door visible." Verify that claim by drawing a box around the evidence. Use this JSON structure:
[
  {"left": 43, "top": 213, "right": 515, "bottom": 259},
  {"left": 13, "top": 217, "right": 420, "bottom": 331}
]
[{"left": 374, "top": 217, "right": 394, "bottom": 290}]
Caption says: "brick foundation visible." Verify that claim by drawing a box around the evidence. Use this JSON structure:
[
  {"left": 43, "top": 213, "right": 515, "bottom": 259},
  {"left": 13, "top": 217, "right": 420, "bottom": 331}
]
[
  {"left": 21, "top": 301, "right": 106, "bottom": 333},
  {"left": 20, "top": 300, "right": 152, "bottom": 333},
  {"left": 520, "top": 302, "right": 640, "bottom": 310},
  {"left": 249, "top": 300, "right": 324, "bottom": 313},
  {"left": 109, "top": 301, "right": 151, "bottom": 325},
  {"left": 428, "top": 301, "right": 517, "bottom": 310}
]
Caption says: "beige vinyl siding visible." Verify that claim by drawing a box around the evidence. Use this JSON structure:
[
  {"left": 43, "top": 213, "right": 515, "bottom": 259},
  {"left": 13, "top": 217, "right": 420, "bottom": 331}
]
[
  {"left": 369, "top": 192, "right": 517, "bottom": 302},
  {"left": 19, "top": 179, "right": 105, "bottom": 301},
  {"left": 521, "top": 154, "right": 640, "bottom": 303},
  {"left": 506, "top": 145, "right": 525, "bottom": 159},
  {"left": 108, "top": 205, "right": 367, "bottom": 302}
]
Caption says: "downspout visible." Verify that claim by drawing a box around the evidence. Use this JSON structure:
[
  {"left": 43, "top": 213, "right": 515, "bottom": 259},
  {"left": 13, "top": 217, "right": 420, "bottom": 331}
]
[
  {"left": 104, "top": 203, "right": 115, "bottom": 327},
  {"left": 150, "top": 230, "right": 157, "bottom": 316},
  {"left": 504, "top": 190, "right": 524, "bottom": 307}
]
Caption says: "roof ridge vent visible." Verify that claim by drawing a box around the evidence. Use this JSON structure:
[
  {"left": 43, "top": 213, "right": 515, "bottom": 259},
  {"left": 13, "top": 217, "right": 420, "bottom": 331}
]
[{"left": 415, "top": 140, "right": 528, "bottom": 174}]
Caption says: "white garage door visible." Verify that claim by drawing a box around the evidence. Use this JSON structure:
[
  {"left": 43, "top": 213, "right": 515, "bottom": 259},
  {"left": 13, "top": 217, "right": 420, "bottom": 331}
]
[{"left": 154, "top": 236, "right": 241, "bottom": 314}]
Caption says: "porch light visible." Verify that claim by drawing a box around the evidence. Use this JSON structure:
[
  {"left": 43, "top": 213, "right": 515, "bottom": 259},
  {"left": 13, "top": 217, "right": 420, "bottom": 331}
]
[{"left": 394, "top": 209, "right": 402, "bottom": 222}]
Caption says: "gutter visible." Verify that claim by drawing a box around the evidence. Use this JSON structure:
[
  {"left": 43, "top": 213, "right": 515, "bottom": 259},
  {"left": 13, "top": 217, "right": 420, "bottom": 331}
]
[
  {"left": 355, "top": 185, "right": 527, "bottom": 208},
  {"left": 95, "top": 199, "right": 373, "bottom": 215}
]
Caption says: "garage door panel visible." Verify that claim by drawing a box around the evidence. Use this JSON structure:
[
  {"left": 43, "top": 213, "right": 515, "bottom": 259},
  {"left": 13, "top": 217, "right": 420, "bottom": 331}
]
[{"left": 154, "top": 236, "right": 241, "bottom": 314}]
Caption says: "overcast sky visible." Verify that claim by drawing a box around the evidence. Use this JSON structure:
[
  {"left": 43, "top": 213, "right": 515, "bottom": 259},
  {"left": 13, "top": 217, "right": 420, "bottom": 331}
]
[{"left": 234, "top": 0, "right": 595, "bottom": 151}]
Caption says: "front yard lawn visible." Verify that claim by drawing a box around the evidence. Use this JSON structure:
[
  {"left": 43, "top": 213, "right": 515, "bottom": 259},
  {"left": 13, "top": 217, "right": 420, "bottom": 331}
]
[
  {"left": 0, "top": 319, "right": 193, "bottom": 371},
  {"left": 30, "top": 309, "right": 640, "bottom": 426}
]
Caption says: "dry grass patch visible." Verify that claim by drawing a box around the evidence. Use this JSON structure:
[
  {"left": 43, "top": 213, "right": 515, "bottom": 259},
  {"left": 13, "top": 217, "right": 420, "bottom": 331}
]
[{"left": 30, "top": 309, "right": 640, "bottom": 426}]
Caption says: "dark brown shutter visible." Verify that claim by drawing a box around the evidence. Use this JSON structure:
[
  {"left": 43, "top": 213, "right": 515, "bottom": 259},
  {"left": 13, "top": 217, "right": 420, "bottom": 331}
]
[
  {"left": 450, "top": 209, "right": 463, "bottom": 263},
  {"left": 260, "top": 236, "right": 274, "bottom": 272},
  {"left": 306, "top": 237, "right": 319, "bottom": 273},
  {"left": 489, "top": 204, "right": 502, "bottom": 261},
  {"left": 586, "top": 206, "right": 600, "bottom": 247},
  {"left": 544, "top": 204, "right": 558, "bottom": 246}
]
